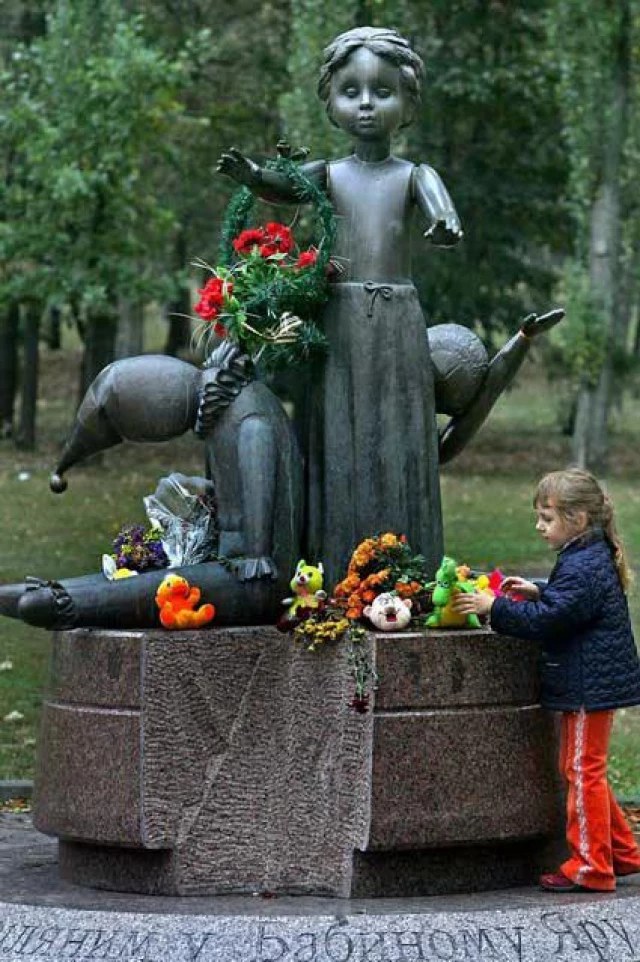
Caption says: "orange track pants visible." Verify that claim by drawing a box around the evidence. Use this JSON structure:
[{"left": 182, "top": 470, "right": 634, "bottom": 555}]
[{"left": 559, "top": 708, "right": 640, "bottom": 891}]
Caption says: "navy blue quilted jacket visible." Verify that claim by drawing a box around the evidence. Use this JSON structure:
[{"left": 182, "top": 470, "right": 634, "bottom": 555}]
[{"left": 490, "top": 529, "right": 640, "bottom": 712}]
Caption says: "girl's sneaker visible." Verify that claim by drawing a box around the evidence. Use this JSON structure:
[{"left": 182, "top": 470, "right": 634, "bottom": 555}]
[{"left": 539, "top": 871, "right": 588, "bottom": 893}]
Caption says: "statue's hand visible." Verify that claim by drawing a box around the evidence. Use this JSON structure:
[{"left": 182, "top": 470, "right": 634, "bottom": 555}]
[
  {"left": 521, "top": 308, "right": 565, "bottom": 338},
  {"left": 231, "top": 556, "right": 278, "bottom": 582},
  {"left": 424, "top": 217, "right": 463, "bottom": 247},
  {"left": 216, "top": 147, "right": 261, "bottom": 187}
]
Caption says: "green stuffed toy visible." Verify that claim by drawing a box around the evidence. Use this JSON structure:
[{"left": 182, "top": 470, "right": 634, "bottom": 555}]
[{"left": 426, "top": 556, "right": 481, "bottom": 629}]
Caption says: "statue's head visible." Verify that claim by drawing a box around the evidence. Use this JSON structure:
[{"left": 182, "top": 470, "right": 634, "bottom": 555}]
[{"left": 318, "top": 27, "right": 424, "bottom": 132}]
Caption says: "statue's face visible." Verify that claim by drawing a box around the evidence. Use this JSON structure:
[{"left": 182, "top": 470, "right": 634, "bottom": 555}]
[{"left": 329, "top": 46, "right": 406, "bottom": 140}]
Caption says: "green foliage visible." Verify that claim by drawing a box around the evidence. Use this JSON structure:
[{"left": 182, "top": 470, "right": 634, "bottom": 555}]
[
  {"left": 279, "top": 0, "right": 358, "bottom": 157},
  {"left": 0, "top": 0, "right": 187, "bottom": 315},
  {"left": 136, "top": 0, "right": 292, "bottom": 271},
  {"left": 545, "top": 0, "right": 623, "bottom": 244},
  {"left": 410, "top": 1, "right": 571, "bottom": 333},
  {"left": 548, "top": 261, "right": 607, "bottom": 389}
]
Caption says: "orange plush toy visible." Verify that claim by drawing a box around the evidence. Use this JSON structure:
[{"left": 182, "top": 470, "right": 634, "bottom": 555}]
[{"left": 155, "top": 574, "right": 215, "bottom": 629}]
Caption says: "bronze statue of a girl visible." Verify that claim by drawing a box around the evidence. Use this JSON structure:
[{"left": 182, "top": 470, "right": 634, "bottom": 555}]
[{"left": 220, "top": 27, "right": 461, "bottom": 581}]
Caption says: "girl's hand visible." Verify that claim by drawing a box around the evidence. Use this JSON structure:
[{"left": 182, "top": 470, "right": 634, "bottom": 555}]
[
  {"left": 217, "top": 147, "right": 261, "bottom": 187},
  {"left": 450, "top": 589, "right": 494, "bottom": 617},
  {"left": 500, "top": 577, "right": 540, "bottom": 601},
  {"left": 424, "top": 217, "right": 463, "bottom": 247}
]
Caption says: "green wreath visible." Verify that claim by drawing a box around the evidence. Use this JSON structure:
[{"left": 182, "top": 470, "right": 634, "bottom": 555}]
[{"left": 214, "top": 151, "right": 337, "bottom": 372}]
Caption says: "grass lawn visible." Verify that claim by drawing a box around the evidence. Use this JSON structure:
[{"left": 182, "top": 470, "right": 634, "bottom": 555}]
[{"left": 1, "top": 345, "right": 640, "bottom": 795}]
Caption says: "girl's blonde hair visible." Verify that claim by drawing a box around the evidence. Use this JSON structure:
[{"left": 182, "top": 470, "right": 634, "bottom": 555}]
[{"left": 535, "top": 468, "right": 633, "bottom": 592}]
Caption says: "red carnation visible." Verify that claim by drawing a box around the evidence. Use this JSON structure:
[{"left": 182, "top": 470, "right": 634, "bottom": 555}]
[
  {"left": 194, "top": 277, "right": 232, "bottom": 322},
  {"left": 233, "top": 228, "right": 267, "bottom": 256},
  {"left": 295, "top": 248, "right": 318, "bottom": 270},
  {"left": 259, "top": 222, "right": 294, "bottom": 258},
  {"left": 351, "top": 694, "right": 370, "bottom": 714}
]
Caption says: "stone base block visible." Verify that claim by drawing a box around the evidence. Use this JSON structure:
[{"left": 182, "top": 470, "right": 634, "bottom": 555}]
[
  {"left": 35, "top": 626, "right": 564, "bottom": 897},
  {"left": 351, "top": 837, "right": 567, "bottom": 898}
]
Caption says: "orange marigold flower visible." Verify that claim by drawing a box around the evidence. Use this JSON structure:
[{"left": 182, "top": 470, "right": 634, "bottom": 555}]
[
  {"left": 362, "top": 590, "right": 376, "bottom": 603},
  {"left": 351, "top": 538, "right": 376, "bottom": 565},
  {"left": 346, "top": 607, "right": 362, "bottom": 620},
  {"left": 335, "top": 572, "right": 361, "bottom": 597},
  {"left": 395, "top": 580, "right": 422, "bottom": 597},
  {"left": 352, "top": 552, "right": 372, "bottom": 570},
  {"left": 368, "top": 568, "right": 390, "bottom": 586}
]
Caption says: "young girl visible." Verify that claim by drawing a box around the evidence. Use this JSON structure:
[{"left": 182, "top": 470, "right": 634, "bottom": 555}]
[
  {"left": 218, "top": 27, "right": 463, "bottom": 584},
  {"left": 453, "top": 468, "right": 640, "bottom": 892}
]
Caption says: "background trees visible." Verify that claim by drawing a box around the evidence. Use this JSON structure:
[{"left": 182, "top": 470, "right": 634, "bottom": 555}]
[{"left": 546, "top": 0, "right": 639, "bottom": 471}]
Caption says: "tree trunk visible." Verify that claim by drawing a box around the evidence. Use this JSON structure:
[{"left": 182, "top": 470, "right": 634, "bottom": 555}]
[
  {"left": 46, "top": 306, "right": 62, "bottom": 351},
  {"left": 571, "top": 2, "right": 629, "bottom": 472},
  {"left": 0, "top": 303, "right": 20, "bottom": 439},
  {"left": 164, "top": 295, "right": 191, "bottom": 357},
  {"left": 15, "top": 303, "right": 41, "bottom": 450},
  {"left": 78, "top": 310, "right": 118, "bottom": 401},
  {"left": 164, "top": 231, "right": 191, "bottom": 357},
  {"left": 115, "top": 298, "right": 145, "bottom": 359}
]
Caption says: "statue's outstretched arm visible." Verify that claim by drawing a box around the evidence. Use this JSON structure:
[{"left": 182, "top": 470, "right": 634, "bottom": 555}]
[
  {"left": 217, "top": 147, "right": 326, "bottom": 204},
  {"left": 413, "top": 164, "right": 463, "bottom": 248},
  {"left": 233, "top": 415, "right": 278, "bottom": 581},
  {"left": 438, "top": 309, "right": 564, "bottom": 465}
]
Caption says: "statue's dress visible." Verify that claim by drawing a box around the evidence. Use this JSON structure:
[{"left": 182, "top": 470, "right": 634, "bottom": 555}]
[{"left": 306, "top": 156, "right": 443, "bottom": 584}]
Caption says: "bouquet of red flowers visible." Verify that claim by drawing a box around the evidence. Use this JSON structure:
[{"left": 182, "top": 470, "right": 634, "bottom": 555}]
[{"left": 193, "top": 152, "right": 336, "bottom": 371}]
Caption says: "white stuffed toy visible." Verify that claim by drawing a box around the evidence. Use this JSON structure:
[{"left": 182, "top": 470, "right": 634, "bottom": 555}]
[{"left": 363, "top": 592, "right": 412, "bottom": 631}]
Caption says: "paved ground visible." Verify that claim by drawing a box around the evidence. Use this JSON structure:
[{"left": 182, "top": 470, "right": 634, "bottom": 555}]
[{"left": 2, "top": 812, "right": 640, "bottom": 918}]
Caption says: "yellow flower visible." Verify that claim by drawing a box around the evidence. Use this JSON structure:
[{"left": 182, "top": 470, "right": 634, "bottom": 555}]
[{"left": 380, "top": 533, "right": 398, "bottom": 549}]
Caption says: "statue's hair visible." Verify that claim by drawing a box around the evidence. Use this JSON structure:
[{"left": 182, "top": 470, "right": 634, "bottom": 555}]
[
  {"left": 534, "top": 468, "right": 633, "bottom": 592},
  {"left": 318, "top": 26, "right": 424, "bottom": 125},
  {"left": 195, "top": 342, "right": 254, "bottom": 436}
]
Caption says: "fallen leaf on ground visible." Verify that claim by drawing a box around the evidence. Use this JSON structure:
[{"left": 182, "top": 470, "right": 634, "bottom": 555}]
[{"left": 3, "top": 710, "right": 25, "bottom": 722}]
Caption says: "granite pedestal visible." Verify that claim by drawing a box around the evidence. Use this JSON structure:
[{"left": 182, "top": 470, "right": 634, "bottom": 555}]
[{"left": 34, "top": 626, "right": 564, "bottom": 897}]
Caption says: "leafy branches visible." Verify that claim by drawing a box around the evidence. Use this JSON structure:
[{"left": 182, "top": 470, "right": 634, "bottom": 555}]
[{"left": 1, "top": 0, "right": 186, "bottom": 315}]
